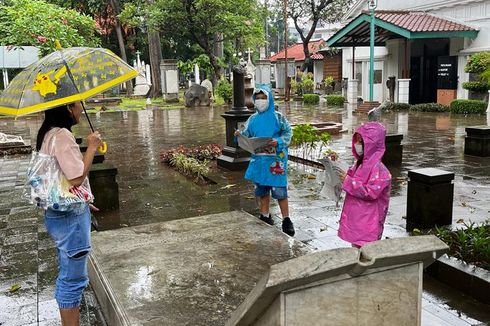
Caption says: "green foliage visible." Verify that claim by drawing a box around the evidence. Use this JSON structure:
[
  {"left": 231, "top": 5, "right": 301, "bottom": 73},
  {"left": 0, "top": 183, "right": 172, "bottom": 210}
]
[
  {"left": 303, "top": 94, "right": 320, "bottom": 105},
  {"left": 169, "top": 153, "right": 210, "bottom": 183},
  {"left": 301, "top": 73, "right": 315, "bottom": 94},
  {"left": 382, "top": 102, "right": 411, "bottom": 111},
  {"left": 0, "top": 0, "right": 100, "bottom": 56},
  {"left": 462, "top": 81, "right": 489, "bottom": 93},
  {"left": 410, "top": 103, "right": 449, "bottom": 112},
  {"left": 326, "top": 95, "right": 345, "bottom": 107},
  {"left": 450, "top": 99, "right": 487, "bottom": 114},
  {"left": 323, "top": 76, "right": 334, "bottom": 87},
  {"left": 465, "top": 52, "right": 490, "bottom": 73},
  {"left": 216, "top": 78, "right": 233, "bottom": 104},
  {"left": 291, "top": 124, "right": 331, "bottom": 159},
  {"left": 434, "top": 221, "right": 490, "bottom": 270}
]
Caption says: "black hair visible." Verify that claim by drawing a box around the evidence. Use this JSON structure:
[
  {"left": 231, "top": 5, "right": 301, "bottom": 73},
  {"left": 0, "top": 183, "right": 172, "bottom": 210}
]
[{"left": 36, "top": 105, "right": 75, "bottom": 151}]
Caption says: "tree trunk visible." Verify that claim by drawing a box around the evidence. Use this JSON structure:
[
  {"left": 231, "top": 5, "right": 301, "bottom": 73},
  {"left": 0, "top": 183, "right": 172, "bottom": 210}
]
[
  {"left": 109, "top": 0, "right": 133, "bottom": 96},
  {"left": 207, "top": 45, "right": 222, "bottom": 85},
  {"left": 148, "top": 30, "right": 162, "bottom": 97}
]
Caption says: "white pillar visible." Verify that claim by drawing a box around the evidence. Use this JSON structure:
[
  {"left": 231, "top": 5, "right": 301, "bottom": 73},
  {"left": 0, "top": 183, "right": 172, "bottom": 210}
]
[
  {"left": 487, "top": 90, "right": 490, "bottom": 113},
  {"left": 398, "top": 79, "right": 411, "bottom": 104},
  {"left": 2, "top": 69, "right": 8, "bottom": 88},
  {"left": 347, "top": 79, "right": 358, "bottom": 104},
  {"left": 194, "top": 64, "right": 200, "bottom": 84}
]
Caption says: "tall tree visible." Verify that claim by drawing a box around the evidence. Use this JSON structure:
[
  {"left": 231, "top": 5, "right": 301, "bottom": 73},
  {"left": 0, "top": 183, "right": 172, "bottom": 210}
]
[
  {"left": 153, "top": 0, "right": 264, "bottom": 82},
  {"left": 108, "top": 0, "right": 134, "bottom": 95},
  {"left": 147, "top": 28, "right": 162, "bottom": 97},
  {"left": 288, "top": 0, "right": 349, "bottom": 71}
]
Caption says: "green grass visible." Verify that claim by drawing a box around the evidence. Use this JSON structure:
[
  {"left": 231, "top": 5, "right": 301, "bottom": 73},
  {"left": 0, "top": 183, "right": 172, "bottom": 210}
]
[{"left": 85, "top": 96, "right": 186, "bottom": 113}]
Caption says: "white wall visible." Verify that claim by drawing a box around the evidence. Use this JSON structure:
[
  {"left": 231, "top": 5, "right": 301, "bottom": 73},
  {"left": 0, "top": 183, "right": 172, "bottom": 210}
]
[{"left": 313, "top": 61, "right": 324, "bottom": 84}]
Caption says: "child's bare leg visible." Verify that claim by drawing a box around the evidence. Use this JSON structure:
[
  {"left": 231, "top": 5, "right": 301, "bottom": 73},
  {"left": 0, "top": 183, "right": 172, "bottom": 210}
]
[
  {"left": 260, "top": 194, "right": 270, "bottom": 215},
  {"left": 278, "top": 198, "right": 289, "bottom": 219}
]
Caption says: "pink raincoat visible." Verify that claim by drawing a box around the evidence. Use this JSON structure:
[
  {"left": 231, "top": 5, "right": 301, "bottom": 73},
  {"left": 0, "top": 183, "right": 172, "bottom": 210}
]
[{"left": 338, "top": 122, "right": 391, "bottom": 247}]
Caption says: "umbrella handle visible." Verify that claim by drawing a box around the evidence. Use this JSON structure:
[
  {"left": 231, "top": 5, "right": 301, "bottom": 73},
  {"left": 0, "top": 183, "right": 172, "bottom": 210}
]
[{"left": 98, "top": 141, "right": 107, "bottom": 154}]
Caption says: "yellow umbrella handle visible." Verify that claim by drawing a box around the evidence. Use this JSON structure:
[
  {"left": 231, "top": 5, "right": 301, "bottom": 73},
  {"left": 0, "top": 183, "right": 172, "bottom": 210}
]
[{"left": 98, "top": 141, "right": 107, "bottom": 154}]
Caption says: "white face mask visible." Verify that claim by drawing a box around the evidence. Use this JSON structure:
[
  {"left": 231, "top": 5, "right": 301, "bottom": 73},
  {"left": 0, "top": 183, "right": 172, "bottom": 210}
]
[
  {"left": 255, "top": 99, "right": 268, "bottom": 112},
  {"left": 354, "top": 143, "right": 364, "bottom": 157}
]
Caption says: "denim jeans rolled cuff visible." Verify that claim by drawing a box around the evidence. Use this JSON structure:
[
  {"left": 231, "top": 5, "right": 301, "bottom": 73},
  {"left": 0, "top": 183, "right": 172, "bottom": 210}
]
[{"left": 45, "top": 205, "right": 91, "bottom": 309}]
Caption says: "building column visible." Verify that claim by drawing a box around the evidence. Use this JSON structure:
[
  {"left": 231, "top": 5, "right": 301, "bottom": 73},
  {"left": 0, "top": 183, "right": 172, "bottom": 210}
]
[
  {"left": 347, "top": 79, "right": 358, "bottom": 104},
  {"left": 398, "top": 79, "right": 411, "bottom": 104}
]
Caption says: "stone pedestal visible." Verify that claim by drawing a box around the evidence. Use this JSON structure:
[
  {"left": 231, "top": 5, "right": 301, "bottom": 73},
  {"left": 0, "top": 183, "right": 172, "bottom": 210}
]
[
  {"left": 347, "top": 79, "right": 358, "bottom": 104},
  {"left": 382, "top": 134, "right": 403, "bottom": 166},
  {"left": 406, "top": 168, "right": 454, "bottom": 231},
  {"left": 89, "top": 163, "right": 119, "bottom": 212},
  {"left": 160, "top": 59, "right": 179, "bottom": 102},
  {"left": 227, "top": 236, "right": 448, "bottom": 326},
  {"left": 244, "top": 76, "right": 254, "bottom": 110},
  {"left": 255, "top": 59, "right": 271, "bottom": 85},
  {"left": 464, "top": 126, "right": 490, "bottom": 157},
  {"left": 217, "top": 65, "right": 254, "bottom": 171},
  {"left": 398, "top": 79, "right": 410, "bottom": 104}
]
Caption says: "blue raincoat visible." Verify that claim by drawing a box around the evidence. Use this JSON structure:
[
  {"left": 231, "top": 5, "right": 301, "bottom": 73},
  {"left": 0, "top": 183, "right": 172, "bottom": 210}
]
[{"left": 241, "top": 86, "right": 292, "bottom": 187}]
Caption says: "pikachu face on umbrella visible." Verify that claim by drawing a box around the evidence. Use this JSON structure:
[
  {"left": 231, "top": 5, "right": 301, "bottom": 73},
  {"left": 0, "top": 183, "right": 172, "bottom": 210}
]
[{"left": 32, "top": 66, "right": 68, "bottom": 97}]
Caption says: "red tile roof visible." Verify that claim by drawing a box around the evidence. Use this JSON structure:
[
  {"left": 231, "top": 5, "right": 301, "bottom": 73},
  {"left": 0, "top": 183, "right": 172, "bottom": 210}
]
[
  {"left": 373, "top": 11, "right": 476, "bottom": 32},
  {"left": 310, "top": 53, "right": 324, "bottom": 60},
  {"left": 269, "top": 40, "right": 325, "bottom": 62}
]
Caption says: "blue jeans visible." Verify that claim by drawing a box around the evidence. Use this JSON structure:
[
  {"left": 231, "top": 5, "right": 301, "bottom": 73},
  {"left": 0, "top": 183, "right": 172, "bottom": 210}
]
[
  {"left": 254, "top": 184, "right": 288, "bottom": 200},
  {"left": 44, "top": 204, "right": 91, "bottom": 309}
]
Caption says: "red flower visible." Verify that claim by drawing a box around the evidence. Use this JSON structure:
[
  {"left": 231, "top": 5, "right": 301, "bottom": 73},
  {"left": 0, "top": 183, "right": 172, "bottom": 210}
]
[{"left": 36, "top": 35, "right": 48, "bottom": 43}]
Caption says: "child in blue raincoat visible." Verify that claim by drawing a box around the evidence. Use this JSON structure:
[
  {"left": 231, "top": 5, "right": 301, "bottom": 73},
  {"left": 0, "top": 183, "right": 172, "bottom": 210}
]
[{"left": 235, "top": 85, "right": 295, "bottom": 236}]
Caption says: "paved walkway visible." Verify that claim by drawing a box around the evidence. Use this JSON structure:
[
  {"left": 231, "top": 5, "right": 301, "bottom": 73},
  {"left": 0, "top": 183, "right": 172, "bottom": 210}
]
[{"left": 1, "top": 107, "right": 490, "bottom": 325}]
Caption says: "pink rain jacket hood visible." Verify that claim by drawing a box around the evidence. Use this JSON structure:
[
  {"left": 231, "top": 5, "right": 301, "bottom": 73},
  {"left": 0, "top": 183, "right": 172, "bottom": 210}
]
[{"left": 338, "top": 122, "right": 392, "bottom": 247}]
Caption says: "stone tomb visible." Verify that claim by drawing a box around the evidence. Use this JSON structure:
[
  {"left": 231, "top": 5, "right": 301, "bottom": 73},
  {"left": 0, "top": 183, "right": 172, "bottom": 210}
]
[
  {"left": 227, "top": 236, "right": 448, "bottom": 326},
  {"left": 382, "top": 134, "right": 403, "bottom": 166},
  {"left": 88, "top": 211, "right": 309, "bottom": 326},
  {"left": 464, "top": 125, "right": 490, "bottom": 157}
]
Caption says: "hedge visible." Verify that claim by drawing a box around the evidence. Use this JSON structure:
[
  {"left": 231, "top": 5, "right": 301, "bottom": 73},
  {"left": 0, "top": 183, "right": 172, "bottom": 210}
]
[
  {"left": 383, "top": 102, "right": 411, "bottom": 111},
  {"left": 450, "top": 99, "right": 487, "bottom": 114},
  {"left": 303, "top": 94, "right": 320, "bottom": 105},
  {"left": 326, "top": 95, "right": 345, "bottom": 107},
  {"left": 410, "top": 103, "right": 449, "bottom": 112},
  {"left": 462, "top": 81, "right": 489, "bottom": 93}
]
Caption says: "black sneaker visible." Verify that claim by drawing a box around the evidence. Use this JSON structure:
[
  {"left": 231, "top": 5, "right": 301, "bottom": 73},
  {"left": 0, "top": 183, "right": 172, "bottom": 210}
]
[
  {"left": 282, "top": 217, "right": 295, "bottom": 236},
  {"left": 259, "top": 214, "right": 274, "bottom": 225}
]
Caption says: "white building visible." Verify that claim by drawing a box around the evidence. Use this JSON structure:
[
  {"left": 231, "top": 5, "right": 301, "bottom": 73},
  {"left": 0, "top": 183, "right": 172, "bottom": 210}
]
[{"left": 327, "top": 0, "right": 490, "bottom": 104}]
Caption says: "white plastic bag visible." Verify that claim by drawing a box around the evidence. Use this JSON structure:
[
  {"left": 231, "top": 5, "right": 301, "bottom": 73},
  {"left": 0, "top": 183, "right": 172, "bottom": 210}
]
[{"left": 24, "top": 137, "right": 93, "bottom": 211}]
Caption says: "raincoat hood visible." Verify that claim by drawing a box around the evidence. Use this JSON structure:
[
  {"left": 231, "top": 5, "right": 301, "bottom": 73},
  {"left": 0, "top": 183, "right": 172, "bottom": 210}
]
[
  {"left": 253, "top": 84, "right": 275, "bottom": 114},
  {"left": 352, "top": 122, "right": 386, "bottom": 178}
]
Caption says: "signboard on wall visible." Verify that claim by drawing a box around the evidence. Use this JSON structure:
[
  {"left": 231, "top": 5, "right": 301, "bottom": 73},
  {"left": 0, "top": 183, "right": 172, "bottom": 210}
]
[{"left": 437, "top": 56, "right": 458, "bottom": 90}]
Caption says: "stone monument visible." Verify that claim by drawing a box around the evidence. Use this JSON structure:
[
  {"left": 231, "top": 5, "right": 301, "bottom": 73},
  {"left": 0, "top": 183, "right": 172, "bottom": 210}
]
[
  {"left": 160, "top": 59, "right": 179, "bottom": 102},
  {"left": 201, "top": 79, "right": 214, "bottom": 101},
  {"left": 133, "top": 51, "right": 151, "bottom": 96},
  {"left": 244, "top": 49, "right": 256, "bottom": 109},
  {"left": 184, "top": 84, "right": 211, "bottom": 107},
  {"left": 227, "top": 236, "right": 448, "bottom": 326},
  {"left": 217, "top": 65, "right": 254, "bottom": 170}
]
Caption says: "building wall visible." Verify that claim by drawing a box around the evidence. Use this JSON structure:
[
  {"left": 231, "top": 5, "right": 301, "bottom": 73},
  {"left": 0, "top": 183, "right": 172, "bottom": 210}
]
[{"left": 313, "top": 61, "right": 324, "bottom": 84}]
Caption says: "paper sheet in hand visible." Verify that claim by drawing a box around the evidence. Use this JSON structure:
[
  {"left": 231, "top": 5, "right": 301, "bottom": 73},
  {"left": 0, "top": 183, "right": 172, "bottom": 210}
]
[
  {"left": 319, "top": 158, "right": 348, "bottom": 206},
  {"left": 237, "top": 133, "right": 275, "bottom": 156}
]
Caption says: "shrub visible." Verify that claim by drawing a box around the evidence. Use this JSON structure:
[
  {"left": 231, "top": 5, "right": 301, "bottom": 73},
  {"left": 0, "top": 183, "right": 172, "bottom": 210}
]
[
  {"left": 462, "top": 81, "right": 489, "bottom": 93},
  {"left": 326, "top": 95, "right": 345, "bottom": 107},
  {"left": 382, "top": 102, "right": 411, "bottom": 111},
  {"left": 301, "top": 74, "right": 315, "bottom": 94},
  {"left": 160, "top": 144, "right": 222, "bottom": 163},
  {"left": 410, "top": 103, "right": 449, "bottom": 112},
  {"left": 465, "top": 52, "right": 490, "bottom": 73},
  {"left": 450, "top": 99, "right": 487, "bottom": 114},
  {"left": 434, "top": 221, "right": 490, "bottom": 270},
  {"left": 291, "top": 124, "right": 331, "bottom": 159},
  {"left": 303, "top": 94, "right": 320, "bottom": 105},
  {"left": 216, "top": 78, "right": 232, "bottom": 104}
]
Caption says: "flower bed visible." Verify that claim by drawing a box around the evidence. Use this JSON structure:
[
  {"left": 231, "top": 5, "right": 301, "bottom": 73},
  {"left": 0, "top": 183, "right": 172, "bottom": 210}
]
[{"left": 160, "top": 144, "right": 222, "bottom": 184}]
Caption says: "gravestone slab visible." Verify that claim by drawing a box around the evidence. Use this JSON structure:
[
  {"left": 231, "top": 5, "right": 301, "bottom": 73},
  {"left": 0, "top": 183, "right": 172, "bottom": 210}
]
[
  {"left": 89, "top": 163, "right": 119, "bottom": 211},
  {"left": 184, "top": 84, "right": 211, "bottom": 107},
  {"left": 88, "top": 211, "right": 309, "bottom": 326},
  {"left": 382, "top": 134, "right": 403, "bottom": 166}
]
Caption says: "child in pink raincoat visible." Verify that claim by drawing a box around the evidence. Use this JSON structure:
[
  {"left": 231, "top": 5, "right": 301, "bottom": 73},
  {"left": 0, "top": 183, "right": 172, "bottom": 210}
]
[{"left": 338, "top": 122, "right": 391, "bottom": 247}]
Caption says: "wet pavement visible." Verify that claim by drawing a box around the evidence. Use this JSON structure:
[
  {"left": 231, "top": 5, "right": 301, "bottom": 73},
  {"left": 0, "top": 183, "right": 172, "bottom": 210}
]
[{"left": 1, "top": 103, "right": 489, "bottom": 325}]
